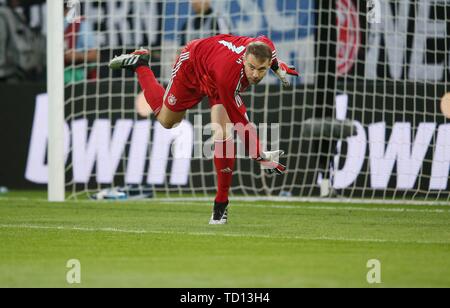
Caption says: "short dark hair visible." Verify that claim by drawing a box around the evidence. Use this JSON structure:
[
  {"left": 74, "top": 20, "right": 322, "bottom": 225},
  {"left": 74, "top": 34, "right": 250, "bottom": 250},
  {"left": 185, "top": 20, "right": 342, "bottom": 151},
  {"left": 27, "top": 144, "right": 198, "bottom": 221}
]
[{"left": 245, "top": 42, "right": 272, "bottom": 62}]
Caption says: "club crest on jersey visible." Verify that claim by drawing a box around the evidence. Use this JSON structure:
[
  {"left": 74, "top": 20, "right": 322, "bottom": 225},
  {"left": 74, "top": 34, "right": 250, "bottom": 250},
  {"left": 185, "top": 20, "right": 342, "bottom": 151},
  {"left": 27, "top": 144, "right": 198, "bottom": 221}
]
[
  {"left": 168, "top": 94, "right": 177, "bottom": 106},
  {"left": 220, "top": 167, "right": 233, "bottom": 174}
]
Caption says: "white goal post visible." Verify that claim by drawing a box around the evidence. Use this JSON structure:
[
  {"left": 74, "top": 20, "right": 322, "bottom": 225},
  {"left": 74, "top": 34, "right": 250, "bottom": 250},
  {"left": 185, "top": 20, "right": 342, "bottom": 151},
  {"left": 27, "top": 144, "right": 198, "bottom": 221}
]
[{"left": 47, "top": 0, "right": 65, "bottom": 202}]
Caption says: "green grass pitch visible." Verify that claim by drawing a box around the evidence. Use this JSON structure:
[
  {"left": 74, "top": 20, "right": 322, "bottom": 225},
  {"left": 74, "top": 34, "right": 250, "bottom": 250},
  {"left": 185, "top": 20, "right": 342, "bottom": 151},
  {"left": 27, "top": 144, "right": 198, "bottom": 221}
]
[{"left": 1, "top": 191, "right": 450, "bottom": 288}]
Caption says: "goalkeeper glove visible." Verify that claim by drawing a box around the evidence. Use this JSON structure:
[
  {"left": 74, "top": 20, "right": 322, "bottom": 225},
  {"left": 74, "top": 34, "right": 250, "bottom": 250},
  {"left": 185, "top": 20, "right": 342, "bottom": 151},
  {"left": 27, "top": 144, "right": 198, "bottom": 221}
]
[
  {"left": 255, "top": 150, "right": 286, "bottom": 175},
  {"left": 272, "top": 60, "right": 299, "bottom": 87}
]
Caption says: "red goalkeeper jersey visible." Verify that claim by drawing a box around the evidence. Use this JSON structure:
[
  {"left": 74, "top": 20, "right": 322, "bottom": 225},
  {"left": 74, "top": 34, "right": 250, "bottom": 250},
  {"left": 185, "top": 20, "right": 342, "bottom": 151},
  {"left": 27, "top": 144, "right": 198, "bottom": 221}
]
[{"left": 184, "top": 34, "right": 278, "bottom": 157}]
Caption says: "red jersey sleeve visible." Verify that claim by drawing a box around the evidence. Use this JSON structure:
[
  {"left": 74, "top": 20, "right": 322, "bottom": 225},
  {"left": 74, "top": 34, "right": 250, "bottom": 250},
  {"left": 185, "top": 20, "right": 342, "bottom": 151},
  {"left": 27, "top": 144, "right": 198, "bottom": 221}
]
[{"left": 216, "top": 77, "right": 261, "bottom": 159}]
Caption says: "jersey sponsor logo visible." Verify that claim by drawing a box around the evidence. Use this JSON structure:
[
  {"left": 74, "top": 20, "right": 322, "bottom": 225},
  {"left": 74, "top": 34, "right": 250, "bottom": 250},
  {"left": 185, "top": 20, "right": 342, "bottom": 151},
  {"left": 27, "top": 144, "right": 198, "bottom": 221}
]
[{"left": 218, "top": 40, "right": 246, "bottom": 55}]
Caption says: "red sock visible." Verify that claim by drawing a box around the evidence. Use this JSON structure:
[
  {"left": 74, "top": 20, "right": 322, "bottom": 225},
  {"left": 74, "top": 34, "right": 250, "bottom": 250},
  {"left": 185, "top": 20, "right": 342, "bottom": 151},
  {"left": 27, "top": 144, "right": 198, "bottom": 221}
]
[
  {"left": 135, "top": 66, "right": 165, "bottom": 116},
  {"left": 214, "top": 138, "right": 235, "bottom": 204}
]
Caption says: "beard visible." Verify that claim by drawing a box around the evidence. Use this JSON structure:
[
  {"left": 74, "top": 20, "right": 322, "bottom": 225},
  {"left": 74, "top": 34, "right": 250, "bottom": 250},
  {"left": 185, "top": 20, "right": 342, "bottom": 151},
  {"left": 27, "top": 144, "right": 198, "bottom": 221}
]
[{"left": 249, "top": 77, "right": 262, "bottom": 85}]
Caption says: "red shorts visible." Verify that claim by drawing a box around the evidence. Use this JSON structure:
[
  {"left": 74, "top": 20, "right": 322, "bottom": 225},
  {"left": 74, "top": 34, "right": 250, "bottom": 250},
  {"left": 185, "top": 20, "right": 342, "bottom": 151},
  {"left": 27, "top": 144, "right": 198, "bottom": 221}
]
[{"left": 163, "top": 49, "right": 220, "bottom": 113}]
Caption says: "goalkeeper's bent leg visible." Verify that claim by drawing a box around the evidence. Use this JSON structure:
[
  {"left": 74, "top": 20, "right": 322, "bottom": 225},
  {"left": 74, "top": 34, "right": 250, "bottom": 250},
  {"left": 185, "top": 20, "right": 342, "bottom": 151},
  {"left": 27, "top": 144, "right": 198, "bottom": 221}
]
[
  {"left": 214, "top": 137, "right": 235, "bottom": 203},
  {"left": 135, "top": 66, "right": 165, "bottom": 116}
]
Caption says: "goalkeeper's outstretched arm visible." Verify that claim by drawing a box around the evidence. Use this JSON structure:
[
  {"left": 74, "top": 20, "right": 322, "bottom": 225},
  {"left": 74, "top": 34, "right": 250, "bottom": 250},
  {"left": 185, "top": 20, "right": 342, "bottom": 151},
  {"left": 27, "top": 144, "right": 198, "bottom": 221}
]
[{"left": 218, "top": 85, "right": 286, "bottom": 175}]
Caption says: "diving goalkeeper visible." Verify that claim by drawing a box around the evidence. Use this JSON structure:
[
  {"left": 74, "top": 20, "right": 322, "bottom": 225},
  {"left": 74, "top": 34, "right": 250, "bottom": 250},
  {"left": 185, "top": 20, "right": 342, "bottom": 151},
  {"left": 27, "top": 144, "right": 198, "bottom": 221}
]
[{"left": 109, "top": 34, "right": 299, "bottom": 224}]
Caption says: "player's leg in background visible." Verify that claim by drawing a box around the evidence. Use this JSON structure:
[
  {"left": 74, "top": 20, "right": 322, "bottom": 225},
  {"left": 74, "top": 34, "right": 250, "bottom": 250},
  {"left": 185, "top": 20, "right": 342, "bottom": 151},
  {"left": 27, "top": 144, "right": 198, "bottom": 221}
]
[
  {"left": 211, "top": 104, "right": 235, "bottom": 209},
  {"left": 135, "top": 65, "right": 165, "bottom": 117}
]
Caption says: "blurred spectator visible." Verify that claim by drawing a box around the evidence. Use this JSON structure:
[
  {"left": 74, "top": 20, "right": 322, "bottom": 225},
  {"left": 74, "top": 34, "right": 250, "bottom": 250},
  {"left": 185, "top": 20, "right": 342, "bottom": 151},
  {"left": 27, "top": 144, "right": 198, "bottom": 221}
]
[
  {"left": 64, "top": 1, "right": 98, "bottom": 84},
  {"left": 180, "top": 0, "right": 230, "bottom": 47},
  {"left": 0, "top": 0, "right": 45, "bottom": 82}
]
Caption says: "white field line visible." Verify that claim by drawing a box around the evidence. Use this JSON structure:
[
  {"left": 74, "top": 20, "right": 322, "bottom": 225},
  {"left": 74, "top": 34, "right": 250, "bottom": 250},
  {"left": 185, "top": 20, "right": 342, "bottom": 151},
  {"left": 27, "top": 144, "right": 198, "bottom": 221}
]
[
  {"left": 2, "top": 196, "right": 450, "bottom": 207},
  {"left": 160, "top": 197, "right": 450, "bottom": 207},
  {"left": 0, "top": 197, "right": 449, "bottom": 214},
  {"left": 0, "top": 224, "right": 449, "bottom": 246},
  {"left": 165, "top": 202, "right": 450, "bottom": 214}
]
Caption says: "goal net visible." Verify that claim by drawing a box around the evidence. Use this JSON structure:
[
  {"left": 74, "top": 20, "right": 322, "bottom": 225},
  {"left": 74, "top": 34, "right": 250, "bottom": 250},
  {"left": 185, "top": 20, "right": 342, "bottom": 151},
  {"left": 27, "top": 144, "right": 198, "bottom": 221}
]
[{"left": 58, "top": 0, "right": 450, "bottom": 204}]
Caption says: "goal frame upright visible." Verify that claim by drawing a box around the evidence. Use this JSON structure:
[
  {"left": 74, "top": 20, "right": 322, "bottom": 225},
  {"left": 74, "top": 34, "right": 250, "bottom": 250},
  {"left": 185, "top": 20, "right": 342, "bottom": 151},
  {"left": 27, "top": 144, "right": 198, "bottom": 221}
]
[{"left": 47, "top": 0, "right": 65, "bottom": 202}]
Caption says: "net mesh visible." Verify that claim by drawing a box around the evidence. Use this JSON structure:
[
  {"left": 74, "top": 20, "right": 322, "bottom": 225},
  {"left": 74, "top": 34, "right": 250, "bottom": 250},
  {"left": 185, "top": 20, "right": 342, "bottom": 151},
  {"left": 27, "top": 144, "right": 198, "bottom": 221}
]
[{"left": 63, "top": 0, "right": 450, "bottom": 203}]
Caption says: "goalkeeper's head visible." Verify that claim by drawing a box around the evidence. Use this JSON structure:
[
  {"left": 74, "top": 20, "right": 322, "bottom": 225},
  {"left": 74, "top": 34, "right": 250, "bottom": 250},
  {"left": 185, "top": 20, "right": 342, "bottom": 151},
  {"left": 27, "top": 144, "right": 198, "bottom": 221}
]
[{"left": 244, "top": 42, "right": 272, "bottom": 85}]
